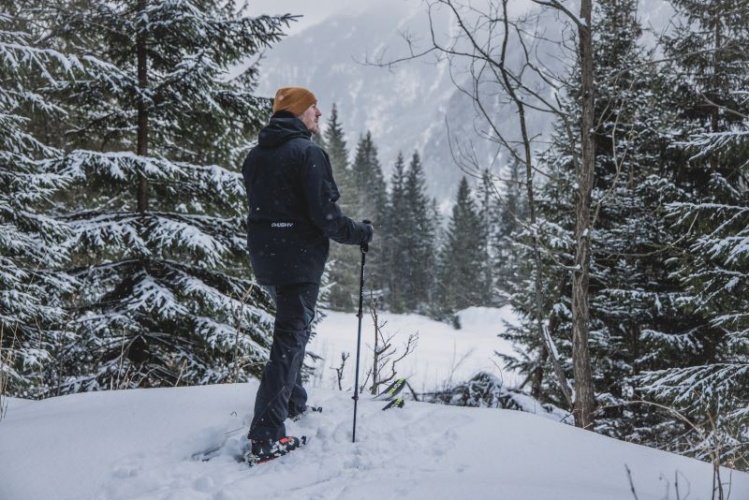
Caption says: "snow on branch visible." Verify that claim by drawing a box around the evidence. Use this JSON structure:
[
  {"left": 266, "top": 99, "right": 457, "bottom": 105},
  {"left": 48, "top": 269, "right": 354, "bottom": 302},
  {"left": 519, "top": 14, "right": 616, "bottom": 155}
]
[
  {"left": 676, "top": 126, "right": 749, "bottom": 167},
  {"left": 54, "top": 150, "right": 244, "bottom": 202},
  {"left": 638, "top": 364, "right": 749, "bottom": 406}
]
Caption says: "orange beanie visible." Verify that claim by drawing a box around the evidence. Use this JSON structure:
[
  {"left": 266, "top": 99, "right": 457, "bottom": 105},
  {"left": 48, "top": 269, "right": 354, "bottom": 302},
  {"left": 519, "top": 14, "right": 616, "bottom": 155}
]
[{"left": 272, "top": 87, "right": 317, "bottom": 116}]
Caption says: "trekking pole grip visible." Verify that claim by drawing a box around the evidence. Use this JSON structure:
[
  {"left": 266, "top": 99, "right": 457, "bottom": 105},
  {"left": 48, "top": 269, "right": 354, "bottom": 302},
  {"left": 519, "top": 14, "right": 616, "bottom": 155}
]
[{"left": 361, "top": 219, "right": 371, "bottom": 253}]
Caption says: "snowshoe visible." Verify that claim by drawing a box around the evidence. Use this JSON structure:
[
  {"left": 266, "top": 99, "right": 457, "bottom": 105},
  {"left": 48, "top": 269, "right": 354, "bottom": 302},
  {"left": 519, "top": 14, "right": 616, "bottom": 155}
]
[
  {"left": 382, "top": 397, "right": 405, "bottom": 410},
  {"left": 375, "top": 378, "right": 407, "bottom": 400},
  {"left": 245, "top": 436, "right": 307, "bottom": 466}
]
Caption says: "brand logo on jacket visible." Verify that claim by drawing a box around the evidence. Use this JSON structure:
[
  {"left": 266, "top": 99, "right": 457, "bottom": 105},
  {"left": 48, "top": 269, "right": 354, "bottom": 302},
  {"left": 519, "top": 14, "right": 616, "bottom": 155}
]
[{"left": 271, "top": 222, "right": 294, "bottom": 228}]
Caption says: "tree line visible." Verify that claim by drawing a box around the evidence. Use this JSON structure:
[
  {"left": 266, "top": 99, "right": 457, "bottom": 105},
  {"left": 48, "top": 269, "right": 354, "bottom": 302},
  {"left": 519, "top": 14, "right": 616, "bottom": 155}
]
[{"left": 319, "top": 104, "right": 509, "bottom": 319}]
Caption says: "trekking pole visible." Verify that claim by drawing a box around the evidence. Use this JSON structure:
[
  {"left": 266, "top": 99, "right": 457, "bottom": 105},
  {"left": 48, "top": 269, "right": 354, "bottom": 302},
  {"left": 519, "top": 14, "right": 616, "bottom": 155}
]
[{"left": 352, "top": 238, "right": 368, "bottom": 443}]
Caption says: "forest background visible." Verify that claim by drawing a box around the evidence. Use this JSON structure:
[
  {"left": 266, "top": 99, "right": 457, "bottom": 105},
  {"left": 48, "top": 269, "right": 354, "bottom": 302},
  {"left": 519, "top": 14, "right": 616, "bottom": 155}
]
[{"left": 1, "top": 0, "right": 747, "bottom": 475}]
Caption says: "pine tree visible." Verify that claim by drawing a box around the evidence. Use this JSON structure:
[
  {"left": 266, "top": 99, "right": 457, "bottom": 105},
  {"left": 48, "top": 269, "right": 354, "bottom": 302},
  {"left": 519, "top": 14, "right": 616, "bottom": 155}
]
[
  {"left": 438, "top": 177, "right": 489, "bottom": 315},
  {"left": 503, "top": 119, "right": 577, "bottom": 408},
  {"left": 324, "top": 104, "right": 359, "bottom": 310},
  {"left": 493, "top": 161, "right": 528, "bottom": 296},
  {"left": 475, "top": 169, "right": 502, "bottom": 305},
  {"left": 351, "top": 132, "right": 388, "bottom": 222},
  {"left": 0, "top": 9, "right": 75, "bottom": 397},
  {"left": 635, "top": 0, "right": 749, "bottom": 460},
  {"left": 36, "top": 0, "right": 293, "bottom": 391},
  {"left": 403, "top": 151, "right": 437, "bottom": 311},
  {"left": 381, "top": 151, "right": 437, "bottom": 313},
  {"left": 350, "top": 132, "right": 388, "bottom": 296},
  {"left": 384, "top": 152, "right": 409, "bottom": 312},
  {"left": 325, "top": 104, "right": 357, "bottom": 212}
]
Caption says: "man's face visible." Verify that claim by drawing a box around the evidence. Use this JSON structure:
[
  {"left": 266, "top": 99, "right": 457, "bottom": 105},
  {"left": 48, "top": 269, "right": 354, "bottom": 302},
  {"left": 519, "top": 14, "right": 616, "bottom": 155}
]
[{"left": 300, "top": 103, "right": 322, "bottom": 134}]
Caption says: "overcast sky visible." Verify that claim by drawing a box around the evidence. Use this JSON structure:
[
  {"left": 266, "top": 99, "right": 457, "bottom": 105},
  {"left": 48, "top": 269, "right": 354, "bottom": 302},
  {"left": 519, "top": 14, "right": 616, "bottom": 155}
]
[
  {"left": 247, "top": 0, "right": 545, "bottom": 36},
  {"left": 248, "top": 0, "right": 365, "bottom": 34}
]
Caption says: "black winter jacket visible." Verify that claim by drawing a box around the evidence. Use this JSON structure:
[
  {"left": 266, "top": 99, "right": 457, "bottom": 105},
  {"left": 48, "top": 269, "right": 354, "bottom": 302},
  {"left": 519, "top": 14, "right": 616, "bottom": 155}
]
[{"left": 242, "top": 112, "right": 372, "bottom": 286}]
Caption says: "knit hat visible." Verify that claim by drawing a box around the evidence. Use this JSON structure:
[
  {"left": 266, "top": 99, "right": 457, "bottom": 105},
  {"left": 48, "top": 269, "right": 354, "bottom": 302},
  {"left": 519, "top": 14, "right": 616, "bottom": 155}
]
[{"left": 272, "top": 87, "right": 317, "bottom": 116}]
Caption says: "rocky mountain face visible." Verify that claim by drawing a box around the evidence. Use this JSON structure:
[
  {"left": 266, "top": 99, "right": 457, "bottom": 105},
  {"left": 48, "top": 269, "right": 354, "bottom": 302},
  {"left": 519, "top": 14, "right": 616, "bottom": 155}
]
[{"left": 256, "top": 0, "right": 673, "bottom": 203}]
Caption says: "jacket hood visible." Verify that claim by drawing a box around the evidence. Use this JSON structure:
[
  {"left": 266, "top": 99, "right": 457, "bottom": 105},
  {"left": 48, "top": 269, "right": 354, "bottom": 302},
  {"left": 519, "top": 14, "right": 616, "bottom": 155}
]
[{"left": 258, "top": 112, "right": 311, "bottom": 148}]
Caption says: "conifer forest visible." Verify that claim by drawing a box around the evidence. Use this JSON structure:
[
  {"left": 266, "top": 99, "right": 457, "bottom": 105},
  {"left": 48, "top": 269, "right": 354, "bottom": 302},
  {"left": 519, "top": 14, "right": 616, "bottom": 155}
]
[{"left": 1, "top": 0, "right": 747, "bottom": 472}]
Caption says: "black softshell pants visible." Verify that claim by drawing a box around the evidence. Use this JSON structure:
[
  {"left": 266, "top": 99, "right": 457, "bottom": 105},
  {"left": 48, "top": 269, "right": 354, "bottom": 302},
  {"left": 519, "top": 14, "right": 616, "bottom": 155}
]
[{"left": 248, "top": 282, "right": 319, "bottom": 442}]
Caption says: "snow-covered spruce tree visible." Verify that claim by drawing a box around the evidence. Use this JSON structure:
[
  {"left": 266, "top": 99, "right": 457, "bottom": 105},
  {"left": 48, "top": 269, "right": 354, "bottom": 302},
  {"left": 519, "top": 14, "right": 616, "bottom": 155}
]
[
  {"left": 350, "top": 131, "right": 388, "bottom": 297},
  {"left": 502, "top": 119, "right": 576, "bottom": 407},
  {"left": 325, "top": 105, "right": 358, "bottom": 214},
  {"left": 402, "top": 152, "right": 437, "bottom": 313},
  {"left": 476, "top": 166, "right": 528, "bottom": 307},
  {"left": 381, "top": 150, "right": 437, "bottom": 314},
  {"left": 0, "top": 8, "right": 76, "bottom": 398},
  {"left": 437, "top": 177, "right": 491, "bottom": 316},
  {"left": 634, "top": 0, "right": 749, "bottom": 465},
  {"left": 491, "top": 161, "right": 529, "bottom": 299},
  {"left": 324, "top": 105, "right": 361, "bottom": 311},
  {"left": 384, "top": 152, "right": 409, "bottom": 312},
  {"left": 498, "top": 156, "right": 568, "bottom": 405},
  {"left": 475, "top": 170, "right": 498, "bottom": 305},
  {"left": 37, "top": 0, "right": 293, "bottom": 391}
]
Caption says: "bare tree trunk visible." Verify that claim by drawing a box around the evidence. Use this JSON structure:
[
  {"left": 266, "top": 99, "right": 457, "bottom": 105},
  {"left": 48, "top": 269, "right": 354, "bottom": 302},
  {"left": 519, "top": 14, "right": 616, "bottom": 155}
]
[
  {"left": 572, "top": 0, "right": 596, "bottom": 429},
  {"left": 136, "top": 0, "right": 149, "bottom": 213}
]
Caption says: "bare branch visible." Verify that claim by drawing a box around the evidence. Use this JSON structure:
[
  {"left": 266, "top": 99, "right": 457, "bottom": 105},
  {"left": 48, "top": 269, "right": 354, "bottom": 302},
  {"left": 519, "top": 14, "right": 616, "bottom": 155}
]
[{"left": 531, "top": 0, "right": 585, "bottom": 29}]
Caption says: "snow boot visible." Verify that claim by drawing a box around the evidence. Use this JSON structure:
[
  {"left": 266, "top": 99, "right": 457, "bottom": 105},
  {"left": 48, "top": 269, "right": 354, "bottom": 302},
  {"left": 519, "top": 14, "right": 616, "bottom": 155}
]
[{"left": 246, "top": 436, "right": 306, "bottom": 466}]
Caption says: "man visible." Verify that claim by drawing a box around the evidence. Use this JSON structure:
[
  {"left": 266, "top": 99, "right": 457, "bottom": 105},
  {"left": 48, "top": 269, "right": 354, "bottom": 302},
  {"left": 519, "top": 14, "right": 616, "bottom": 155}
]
[{"left": 241, "top": 87, "right": 373, "bottom": 464}]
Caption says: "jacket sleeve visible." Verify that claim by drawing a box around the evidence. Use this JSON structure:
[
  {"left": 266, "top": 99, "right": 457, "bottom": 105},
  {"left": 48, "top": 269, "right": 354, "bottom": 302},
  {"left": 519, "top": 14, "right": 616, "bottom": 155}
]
[{"left": 300, "top": 145, "right": 372, "bottom": 245}]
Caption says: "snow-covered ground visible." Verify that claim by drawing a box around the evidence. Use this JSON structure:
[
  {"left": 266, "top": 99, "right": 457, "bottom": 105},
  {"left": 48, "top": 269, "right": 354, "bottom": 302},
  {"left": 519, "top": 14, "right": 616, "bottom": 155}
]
[
  {"left": 1, "top": 308, "right": 747, "bottom": 500},
  {"left": 307, "top": 306, "right": 522, "bottom": 394}
]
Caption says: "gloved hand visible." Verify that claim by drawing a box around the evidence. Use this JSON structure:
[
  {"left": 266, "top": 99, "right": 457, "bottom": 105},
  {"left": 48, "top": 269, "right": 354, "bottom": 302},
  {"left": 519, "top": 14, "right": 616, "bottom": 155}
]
[
  {"left": 362, "top": 220, "right": 374, "bottom": 243},
  {"left": 361, "top": 220, "right": 373, "bottom": 251}
]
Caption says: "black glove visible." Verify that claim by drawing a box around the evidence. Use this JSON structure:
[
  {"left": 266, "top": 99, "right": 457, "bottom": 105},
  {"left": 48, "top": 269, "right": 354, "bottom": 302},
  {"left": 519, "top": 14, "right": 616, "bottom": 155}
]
[
  {"left": 362, "top": 220, "right": 374, "bottom": 243},
  {"left": 362, "top": 220, "right": 373, "bottom": 251}
]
